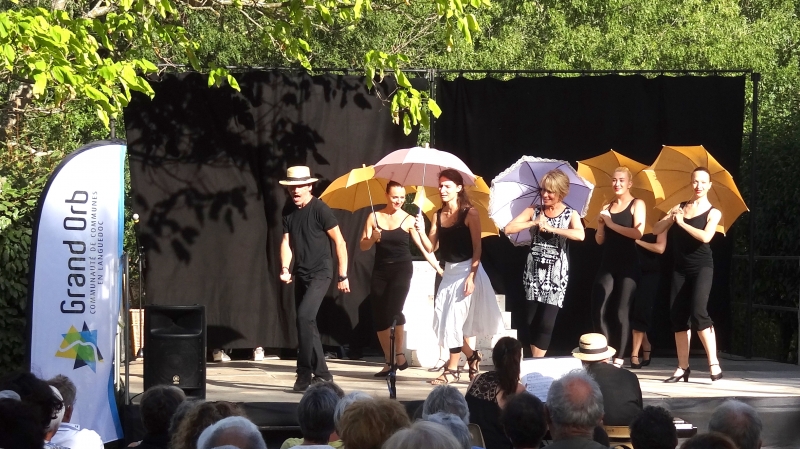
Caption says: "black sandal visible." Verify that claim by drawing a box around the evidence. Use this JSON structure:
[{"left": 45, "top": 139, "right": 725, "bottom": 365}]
[
  {"left": 428, "top": 358, "right": 447, "bottom": 372},
  {"left": 467, "top": 350, "right": 483, "bottom": 381},
  {"left": 430, "top": 368, "right": 460, "bottom": 385}
]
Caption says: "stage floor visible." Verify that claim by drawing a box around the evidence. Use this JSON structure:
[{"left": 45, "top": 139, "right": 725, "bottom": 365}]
[{"left": 122, "top": 355, "right": 800, "bottom": 403}]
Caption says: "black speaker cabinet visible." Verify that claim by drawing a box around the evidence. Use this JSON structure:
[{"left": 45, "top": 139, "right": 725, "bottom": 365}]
[{"left": 143, "top": 305, "right": 206, "bottom": 399}]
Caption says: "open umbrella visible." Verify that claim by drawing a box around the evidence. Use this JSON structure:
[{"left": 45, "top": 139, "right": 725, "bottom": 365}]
[
  {"left": 577, "top": 150, "right": 665, "bottom": 233},
  {"left": 647, "top": 145, "right": 747, "bottom": 235},
  {"left": 414, "top": 177, "right": 499, "bottom": 238},
  {"left": 373, "top": 146, "right": 477, "bottom": 187},
  {"left": 319, "top": 165, "right": 415, "bottom": 214},
  {"left": 489, "top": 156, "right": 594, "bottom": 246}
]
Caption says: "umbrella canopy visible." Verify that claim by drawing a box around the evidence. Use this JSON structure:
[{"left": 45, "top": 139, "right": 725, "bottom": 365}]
[
  {"left": 414, "top": 177, "right": 499, "bottom": 238},
  {"left": 489, "top": 156, "right": 594, "bottom": 246},
  {"left": 319, "top": 165, "right": 415, "bottom": 212},
  {"left": 647, "top": 145, "right": 747, "bottom": 235},
  {"left": 577, "top": 150, "right": 665, "bottom": 233},
  {"left": 373, "top": 146, "right": 477, "bottom": 187}
]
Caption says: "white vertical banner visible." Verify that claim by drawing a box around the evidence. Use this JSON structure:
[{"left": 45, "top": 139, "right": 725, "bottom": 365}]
[{"left": 28, "top": 141, "right": 125, "bottom": 442}]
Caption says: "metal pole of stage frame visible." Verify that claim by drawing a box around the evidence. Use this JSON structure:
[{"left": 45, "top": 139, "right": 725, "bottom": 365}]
[{"left": 746, "top": 72, "right": 760, "bottom": 359}]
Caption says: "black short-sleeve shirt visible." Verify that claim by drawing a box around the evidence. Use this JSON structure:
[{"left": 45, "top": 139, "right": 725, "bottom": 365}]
[{"left": 283, "top": 197, "right": 338, "bottom": 279}]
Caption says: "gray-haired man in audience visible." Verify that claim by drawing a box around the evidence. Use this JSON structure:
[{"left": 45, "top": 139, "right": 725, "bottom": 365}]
[
  {"left": 47, "top": 375, "right": 103, "bottom": 449},
  {"left": 197, "top": 416, "right": 267, "bottom": 449},
  {"left": 544, "top": 370, "right": 607, "bottom": 449},
  {"left": 296, "top": 382, "right": 340, "bottom": 448},
  {"left": 708, "top": 400, "right": 763, "bottom": 449},
  {"left": 422, "top": 385, "right": 470, "bottom": 426}
]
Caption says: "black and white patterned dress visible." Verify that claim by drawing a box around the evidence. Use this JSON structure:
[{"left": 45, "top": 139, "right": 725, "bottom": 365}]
[{"left": 523, "top": 206, "right": 574, "bottom": 308}]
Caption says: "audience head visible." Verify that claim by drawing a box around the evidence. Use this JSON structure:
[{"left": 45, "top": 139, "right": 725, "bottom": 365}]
[
  {"left": 0, "top": 398, "right": 43, "bottom": 449},
  {"left": 492, "top": 336, "right": 523, "bottom": 397},
  {"left": 334, "top": 391, "right": 372, "bottom": 434},
  {"left": 679, "top": 432, "right": 738, "bottom": 449},
  {"left": 339, "top": 397, "right": 410, "bottom": 449},
  {"left": 170, "top": 398, "right": 203, "bottom": 436},
  {"left": 571, "top": 333, "right": 616, "bottom": 365},
  {"left": 170, "top": 401, "right": 245, "bottom": 449},
  {"left": 140, "top": 385, "right": 187, "bottom": 436},
  {"left": 422, "top": 385, "right": 470, "bottom": 425},
  {"left": 708, "top": 400, "right": 763, "bottom": 449},
  {"left": 307, "top": 379, "right": 345, "bottom": 399},
  {"left": 545, "top": 370, "right": 604, "bottom": 439},
  {"left": 501, "top": 392, "right": 547, "bottom": 449},
  {"left": 0, "top": 371, "right": 63, "bottom": 433},
  {"left": 297, "top": 381, "right": 340, "bottom": 444},
  {"left": 630, "top": 405, "right": 678, "bottom": 449},
  {"left": 196, "top": 416, "right": 266, "bottom": 449},
  {"left": 46, "top": 386, "right": 66, "bottom": 436},
  {"left": 383, "top": 420, "right": 462, "bottom": 449},
  {"left": 425, "top": 412, "right": 472, "bottom": 449},
  {"left": 47, "top": 375, "right": 77, "bottom": 422}
]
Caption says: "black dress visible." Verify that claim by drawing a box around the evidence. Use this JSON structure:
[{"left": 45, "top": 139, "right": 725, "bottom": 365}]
[
  {"left": 465, "top": 371, "right": 512, "bottom": 449},
  {"left": 370, "top": 215, "right": 414, "bottom": 330}
]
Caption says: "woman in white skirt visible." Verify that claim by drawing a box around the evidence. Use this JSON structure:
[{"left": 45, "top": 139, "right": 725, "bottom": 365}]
[{"left": 416, "top": 169, "right": 505, "bottom": 384}]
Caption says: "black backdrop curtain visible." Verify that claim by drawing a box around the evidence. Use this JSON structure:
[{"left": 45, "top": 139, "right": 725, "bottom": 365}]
[
  {"left": 433, "top": 75, "right": 746, "bottom": 354},
  {"left": 125, "top": 71, "right": 418, "bottom": 350}
]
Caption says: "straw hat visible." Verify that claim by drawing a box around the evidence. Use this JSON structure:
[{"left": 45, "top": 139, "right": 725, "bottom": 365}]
[
  {"left": 279, "top": 166, "right": 318, "bottom": 186},
  {"left": 571, "top": 333, "right": 616, "bottom": 362}
]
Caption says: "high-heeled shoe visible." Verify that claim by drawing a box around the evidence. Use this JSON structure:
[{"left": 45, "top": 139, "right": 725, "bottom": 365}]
[
  {"left": 467, "top": 350, "right": 483, "bottom": 381},
  {"left": 709, "top": 363, "right": 723, "bottom": 381},
  {"left": 428, "top": 358, "right": 447, "bottom": 372},
  {"left": 630, "top": 356, "right": 642, "bottom": 369},
  {"left": 374, "top": 363, "right": 391, "bottom": 377},
  {"left": 397, "top": 353, "right": 409, "bottom": 371},
  {"left": 663, "top": 366, "right": 691, "bottom": 383},
  {"left": 641, "top": 350, "right": 651, "bottom": 367}
]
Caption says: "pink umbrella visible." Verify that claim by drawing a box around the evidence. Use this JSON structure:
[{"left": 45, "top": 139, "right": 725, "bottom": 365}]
[{"left": 373, "top": 146, "right": 477, "bottom": 187}]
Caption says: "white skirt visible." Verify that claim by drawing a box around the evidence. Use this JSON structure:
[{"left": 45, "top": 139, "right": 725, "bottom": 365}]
[{"left": 432, "top": 260, "right": 505, "bottom": 349}]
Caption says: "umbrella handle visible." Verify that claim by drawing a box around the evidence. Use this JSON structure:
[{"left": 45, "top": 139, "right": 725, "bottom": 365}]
[{"left": 367, "top": 181, "right": 376, "bottom": 223}]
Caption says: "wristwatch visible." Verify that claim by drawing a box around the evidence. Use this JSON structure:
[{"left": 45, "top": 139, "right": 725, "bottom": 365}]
[{"left": 338, "top": 275, "right": 348, "bottom": 282}]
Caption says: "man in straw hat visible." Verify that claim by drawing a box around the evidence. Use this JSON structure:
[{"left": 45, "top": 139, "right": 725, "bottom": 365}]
[
  {"left": 280, "top": 166, "right": 351, "bottom": 392},
  {"left": 572, "top": 333, "right": 642, "bottom": 427}
]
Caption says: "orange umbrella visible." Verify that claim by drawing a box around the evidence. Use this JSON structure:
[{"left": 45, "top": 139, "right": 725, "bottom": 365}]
[
  {"left": 414, "top": 176, "right": 499, "bottom": 238},
  {"left": 647, "top": 145, "right": 748, "bottom": 235},
  {"left": 577, "top": 150, "right": 665, "bottom": 233}
]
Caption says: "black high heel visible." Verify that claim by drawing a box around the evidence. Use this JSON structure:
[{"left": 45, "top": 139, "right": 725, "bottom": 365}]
[
  {"left": 397, "top": 353, "right": 409, "bottom": 371},
  {"left": 709, "top": 363, "right": 723, "bottom": 381},
  {"left": 467, "top": 350, "right": 483, "bottom": 381},
  {"left": 629, "top": 356, "right": 642, "bottom": 369},
  {"left": 664, "top": 366, "right": 691, "bottom": 383},
  {"left": 641, "top": 350, "right": 651, "bottom": 367},
  {"left": 374, "top": 363, "right": 391, "bottom": 378},
  {"left": 428, "top": 358, "right": 447, "bottom": 372}
]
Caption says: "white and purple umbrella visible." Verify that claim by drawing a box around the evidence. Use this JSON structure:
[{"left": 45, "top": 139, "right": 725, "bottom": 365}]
[
  {"left": 373, "top": 146, "right": 477, "bottom": 187},
  {"left": 489, "top": 156, "right": 594, "bottom": 246}
]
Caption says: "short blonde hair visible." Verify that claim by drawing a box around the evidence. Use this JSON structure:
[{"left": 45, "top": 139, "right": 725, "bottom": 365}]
[
  {"left": 339, "top": 398, "right": 410, "bottom": 449},
  {"left": 540, "top": 169, "right": 570, "bottom": 201},
  {"left": 613, "top": 166, "right": 633, "bottom": 182}
]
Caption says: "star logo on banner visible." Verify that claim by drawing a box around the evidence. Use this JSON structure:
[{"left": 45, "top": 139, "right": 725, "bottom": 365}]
[{"left": 55, "top": 322, "right": 103, "bottom": 372}]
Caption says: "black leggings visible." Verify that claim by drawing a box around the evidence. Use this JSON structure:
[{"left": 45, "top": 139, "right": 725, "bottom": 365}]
[
  {"left": 670, "top": 267, "right": 714, "bottom": 332},
  {"left": 591, "top": 268, "right": 639, "bottom": 357},
  {"left": 370, "top": 261, "right": 413, "bottom": 331},
  {"left": 630, "top": 271, "right": 660, "bottom": 332},
  {"left": 524, "top": 301, "right": 560, "bottom": 350}
]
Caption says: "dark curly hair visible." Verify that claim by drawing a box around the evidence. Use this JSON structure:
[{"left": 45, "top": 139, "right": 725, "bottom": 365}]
[
  {"left": 0, "top": 371, "right": 62, "bottom": 431},
  {"left": 629, "top": 406, "right": 677, "bottom": 449},
  {"left": 170, "top": 401, "right": 245, "bottom": 449},
  {"left": 0, "top": 398, "right": 44, "bottom": 449},
  {"left": 500, "top": 392, "right": 546, "bottom": 448}
]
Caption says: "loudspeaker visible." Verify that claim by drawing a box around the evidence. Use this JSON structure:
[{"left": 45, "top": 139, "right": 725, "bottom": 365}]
[{"left": 143, "top": 305, "right": 206, "bottom": 399}]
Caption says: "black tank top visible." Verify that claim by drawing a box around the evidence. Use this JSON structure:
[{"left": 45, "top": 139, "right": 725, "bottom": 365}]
[
  {"left": 437, "top": 208, "right": 473, "bottom": 263},
  {"left": 374, "top": 215, "right": 412, "bottom": 264},
  {"left": 671, "top": 203, "right": 714, "bottom": 270},
  {"left": 600, "top": 199, "right": 640, "bottom": 271},
  {"left": 637, "top": 233, "right": 661, "bottom": 274}
]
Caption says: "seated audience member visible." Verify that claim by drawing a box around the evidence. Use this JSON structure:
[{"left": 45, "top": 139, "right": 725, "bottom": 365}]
[
  {"left": 0, "top": 395, "right": 43, "bottom": 449},
  {"left": 339, "top": 397, "right": 411, "bottom": 449},
  {"left": 679, "top": 432, "right": 738, "bottom": 449},
  {"left": 629, "top": 405, "right": 677, "bottom": 449},
  {"left": 500, "top": 392, "right": 547, "bottom": 449},
  {"left": 44, "top": 386, "right": 67, "bottom": 449},
  {"left": 295, "top": 382, "right": 342, "bottom": 448},
  {"left": 282, "top": 385, "right": 359, "bottom": 449},
  {"left": 169, "top": 398, "right": 204, "bottom": 436},
  {"left": 383, "top": 421, "right": 462, "bottom": 449},
  {"left": 197, "top": 416, "right": 267, "bottom": 449},
  {"left": 426, "top": 412, "right": 473, "bottom": 449},
  {"left": 544, "top": 370, "right": 607, "bottom": 449},
  {"left": 708, "top": 400, "right": 763, "bottom": 449},
  {"left": 0, "top": 371, "right": 63, "bottom": 435},
  {"left": 465, "top": 337, "right": 526, "bottom": 449},
  {"left": 171, "top": 401, "right": 245, "bottom": 449},
  {"left": 572, "top": 333, "right": 642, "bottom": 426},
  {"left": 47, "top": 374, "right": 104, "bottom": 449},
  {"left": 423, "top": 385, "right": 470, "bottom": 425},
  {"left": 128, "top": 385, "right": 187, "bottom": 449}
]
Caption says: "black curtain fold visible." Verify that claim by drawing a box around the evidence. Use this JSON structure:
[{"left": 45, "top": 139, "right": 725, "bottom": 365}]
[{"left": 433, "top": 75, "right": 746, "bottom": 354}]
